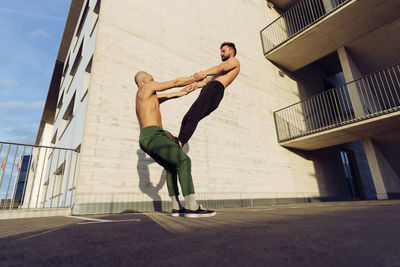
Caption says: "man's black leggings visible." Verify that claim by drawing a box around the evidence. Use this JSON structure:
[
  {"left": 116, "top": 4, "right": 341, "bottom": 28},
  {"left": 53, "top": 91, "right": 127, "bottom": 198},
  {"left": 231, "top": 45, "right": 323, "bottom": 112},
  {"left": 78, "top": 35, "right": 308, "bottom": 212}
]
[{"left": 178, "top": 80, "right": 225, "bottom": 145}]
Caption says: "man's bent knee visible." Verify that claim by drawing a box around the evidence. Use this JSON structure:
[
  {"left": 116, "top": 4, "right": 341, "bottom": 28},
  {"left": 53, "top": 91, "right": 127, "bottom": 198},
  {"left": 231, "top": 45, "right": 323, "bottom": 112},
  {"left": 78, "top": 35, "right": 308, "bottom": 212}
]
[{"left": 177, "top": 155, "right": 191, "bottom": 167}]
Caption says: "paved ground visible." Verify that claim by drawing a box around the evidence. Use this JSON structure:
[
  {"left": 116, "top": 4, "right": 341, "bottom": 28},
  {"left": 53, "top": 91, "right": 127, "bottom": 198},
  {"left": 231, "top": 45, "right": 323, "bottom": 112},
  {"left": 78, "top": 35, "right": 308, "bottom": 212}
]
[{"left": 0, "top": 200, "right": 399, "bottom": 267}]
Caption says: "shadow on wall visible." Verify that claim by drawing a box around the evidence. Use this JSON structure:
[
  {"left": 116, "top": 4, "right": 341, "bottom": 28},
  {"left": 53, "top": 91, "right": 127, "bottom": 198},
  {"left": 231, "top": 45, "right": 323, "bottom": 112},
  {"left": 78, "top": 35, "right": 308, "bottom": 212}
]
[
  {"left": 286, "top": 141, "right": 378, "bottom": 200},
  {"left": 286, "top": 146, "right": 354, "bottom": 200},
  {"left": 136, "top": 144, "right": 190, "bottom": 211}
]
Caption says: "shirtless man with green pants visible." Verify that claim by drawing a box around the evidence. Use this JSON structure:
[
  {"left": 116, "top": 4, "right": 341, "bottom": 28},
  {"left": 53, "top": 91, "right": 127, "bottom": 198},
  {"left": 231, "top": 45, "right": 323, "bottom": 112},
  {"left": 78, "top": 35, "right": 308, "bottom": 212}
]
[{"left": 135, "top": 71, "right": 216, "bottom": 218}]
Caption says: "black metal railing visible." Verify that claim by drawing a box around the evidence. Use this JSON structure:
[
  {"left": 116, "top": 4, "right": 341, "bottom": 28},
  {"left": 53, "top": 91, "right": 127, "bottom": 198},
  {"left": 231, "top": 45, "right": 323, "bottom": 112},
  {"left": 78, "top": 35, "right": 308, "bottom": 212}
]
[
  {"left": 0, "top": 142, "right": 79, "bottom": 210},
  {"left": 274, "top": 63, "right": 400, "bottom": 142},
  {"left": 261, "top": 0, "right": 350, "bottom": 54}
]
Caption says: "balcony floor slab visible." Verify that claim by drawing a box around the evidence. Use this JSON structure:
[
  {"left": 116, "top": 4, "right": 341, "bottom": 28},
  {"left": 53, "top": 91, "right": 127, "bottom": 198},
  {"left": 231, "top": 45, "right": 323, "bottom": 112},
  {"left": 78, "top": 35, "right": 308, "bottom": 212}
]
[
  {"left": 280, "top": 110, "right": 400, "bottom": 150},
  {"left": 265, "top": 0, "right": 400, "bottom": 72}
]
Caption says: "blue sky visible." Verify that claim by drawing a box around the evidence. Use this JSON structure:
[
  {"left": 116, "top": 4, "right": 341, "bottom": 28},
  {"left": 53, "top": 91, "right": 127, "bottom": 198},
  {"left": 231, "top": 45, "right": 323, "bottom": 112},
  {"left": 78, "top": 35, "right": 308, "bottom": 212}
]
[{"left": 0, "top": 0, "right": 71, "bottom": 144}]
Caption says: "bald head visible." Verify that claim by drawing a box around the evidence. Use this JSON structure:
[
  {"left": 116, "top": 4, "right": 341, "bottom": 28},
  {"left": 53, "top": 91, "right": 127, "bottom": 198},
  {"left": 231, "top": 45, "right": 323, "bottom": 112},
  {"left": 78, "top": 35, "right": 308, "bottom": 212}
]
[{"left": 134, "top": 71, "right": 152, "bottom": 87}]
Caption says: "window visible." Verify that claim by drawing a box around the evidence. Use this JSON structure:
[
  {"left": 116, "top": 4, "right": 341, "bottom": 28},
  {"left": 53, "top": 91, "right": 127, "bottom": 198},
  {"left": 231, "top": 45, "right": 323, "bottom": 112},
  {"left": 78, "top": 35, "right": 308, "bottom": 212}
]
[
  {"left": 67, "top": 39, "right": 84, "bottom": 93},
  {"left": 55, "top": 91, "right": 64, "bottom": 120},
  {"left": 90, "top": 0, "right": 101, "bottom": 37},
  {"left": 76, "top": 0, "right": 90, "bottom": 39},
  {"left": 70, "top": 39, "right": 84, "bottom": 77},
  {"left": 51, "top": 130, "right": 58, "bottom": 145},
  {"left": 63, "top": 95, "right": 75, "bottom": 122},
  {"left": 93, "top": 0, "right": 101, "bottom": 15},
  {"left": 53, "top": 161, "right": 66, "bottom": 197},
  {"left": 59, "top": 93, "right": 76, "bottom": 139},
  {"left": 60, "top": 55, "right": 70, "bottom": 88},
  {"left": 81, "top": 57, "right": 92, "bottom": 101},
  {"left": 62, "top": 56, "right": 70, "bottom": 77}
]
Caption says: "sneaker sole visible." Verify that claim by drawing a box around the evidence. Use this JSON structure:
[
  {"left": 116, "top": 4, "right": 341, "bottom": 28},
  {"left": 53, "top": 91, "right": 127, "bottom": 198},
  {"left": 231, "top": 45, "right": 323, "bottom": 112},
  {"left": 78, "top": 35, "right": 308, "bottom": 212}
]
[
  {"left": 184, "top": 211, "right": 216, "bottom": 218},
  {"left": 171, "top": 213, "right": 185, "bottom": 217}
]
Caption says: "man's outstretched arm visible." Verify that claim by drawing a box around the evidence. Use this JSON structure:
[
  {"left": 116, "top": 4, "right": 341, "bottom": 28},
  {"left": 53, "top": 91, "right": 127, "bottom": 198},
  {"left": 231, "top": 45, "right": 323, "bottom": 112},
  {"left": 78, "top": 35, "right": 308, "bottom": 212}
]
[
  {"left": 196, "top": 57, "right": 240, "bottom": 79},
  {"left": 147, "top": 75, "right": 200, "bottom": 93},
  {"left": 186, "top": 77, "right": 210, "bottom": 91},
  {"left": 157, "top": 83, "right": 198, "bottom": 104}
]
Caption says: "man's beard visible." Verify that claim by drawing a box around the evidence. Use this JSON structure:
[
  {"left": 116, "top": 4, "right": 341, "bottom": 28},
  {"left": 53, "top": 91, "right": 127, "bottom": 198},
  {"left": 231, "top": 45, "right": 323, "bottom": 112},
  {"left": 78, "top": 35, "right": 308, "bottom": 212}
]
[{"left": 221, "top": 55, "right": 229, "bottom": 61}]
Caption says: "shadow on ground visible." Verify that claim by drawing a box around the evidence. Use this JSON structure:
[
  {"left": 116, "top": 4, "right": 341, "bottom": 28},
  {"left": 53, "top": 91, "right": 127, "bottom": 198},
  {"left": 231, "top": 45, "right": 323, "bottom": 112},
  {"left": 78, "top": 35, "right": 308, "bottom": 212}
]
[{"left": 0, "top": 200, "right": 399, "bottom": 267}]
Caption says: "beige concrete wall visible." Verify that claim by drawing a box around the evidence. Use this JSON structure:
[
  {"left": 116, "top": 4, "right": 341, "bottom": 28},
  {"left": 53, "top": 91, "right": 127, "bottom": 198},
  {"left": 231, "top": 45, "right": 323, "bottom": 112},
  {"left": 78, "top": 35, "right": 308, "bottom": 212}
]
[{"left": 72, "top": 0, "right": 354, "bottom": 212}]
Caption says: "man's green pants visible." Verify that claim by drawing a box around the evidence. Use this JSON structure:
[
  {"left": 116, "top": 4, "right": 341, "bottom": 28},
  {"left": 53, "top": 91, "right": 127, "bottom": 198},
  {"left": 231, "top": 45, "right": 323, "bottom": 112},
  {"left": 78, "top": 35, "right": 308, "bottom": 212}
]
[{"left": 139, "top": 126, "right": 195, "bottom": 197}]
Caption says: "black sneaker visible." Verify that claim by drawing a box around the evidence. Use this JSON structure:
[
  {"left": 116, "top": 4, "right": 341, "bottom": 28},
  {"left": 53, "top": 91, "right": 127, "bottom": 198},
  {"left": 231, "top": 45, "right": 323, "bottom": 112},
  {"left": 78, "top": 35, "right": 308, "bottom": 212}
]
[
  {"left": 171, "top": 208, "right": 186, "bottom": 217},
  {"left": 184, "top": 205, "right": 216, "bottom": 218}
]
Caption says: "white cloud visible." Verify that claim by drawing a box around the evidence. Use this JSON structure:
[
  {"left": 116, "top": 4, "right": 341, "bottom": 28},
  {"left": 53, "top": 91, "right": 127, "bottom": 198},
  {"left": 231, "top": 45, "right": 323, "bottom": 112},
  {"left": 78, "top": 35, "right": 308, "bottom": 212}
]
[
  {"left": 0, "top": 79, "right": 18, "bottom": 87},
  {"left": 0, "top": 116, "right": 38, "bottom": 144},
  {"left": 0, "top": 101, "right": 44, "bottom": 114},
  {"left": 0, "top": 7, "right": 64, "bottom": 21},
  {"left": 29, "top": 30, "right": 51, "bottom": 39}
]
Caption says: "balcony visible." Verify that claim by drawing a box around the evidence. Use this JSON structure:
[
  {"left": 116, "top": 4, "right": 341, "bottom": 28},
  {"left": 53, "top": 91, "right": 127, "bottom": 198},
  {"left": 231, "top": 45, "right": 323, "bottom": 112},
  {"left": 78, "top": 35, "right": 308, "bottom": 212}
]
[
  {"left": 274, "top": 63, "right": 400, "bottom": 150},
  {"left": 0, "top": 141, "right": 79, "bottom": 210},
  {"left": 261, "top": 0, "right": 400, "bottom": 71}
]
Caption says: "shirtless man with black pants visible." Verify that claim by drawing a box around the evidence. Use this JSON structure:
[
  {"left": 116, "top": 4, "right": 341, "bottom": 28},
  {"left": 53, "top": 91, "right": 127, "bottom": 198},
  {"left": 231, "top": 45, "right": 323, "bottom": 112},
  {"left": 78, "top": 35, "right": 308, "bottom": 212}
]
[{"left": 176, "top": 42, "right": 241, "bottom": 147}]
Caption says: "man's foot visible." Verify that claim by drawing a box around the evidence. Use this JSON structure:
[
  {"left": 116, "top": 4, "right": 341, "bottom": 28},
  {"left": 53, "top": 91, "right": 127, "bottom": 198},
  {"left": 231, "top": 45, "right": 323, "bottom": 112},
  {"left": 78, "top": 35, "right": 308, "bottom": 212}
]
[
  {"left": 184, "top": 205, "right": 216, "bottom": 218},
  {"left": 172, "top": 136, "right": 183, "bottom": 148},
  {"left": 171, "top": 208, "right": 186, "bottom": 217},
  {"left": 164, "top": 131, "right": 183, "bottom": 148},
  {"left": 177, "top": 139, "right": 183, "bottom": 148}
]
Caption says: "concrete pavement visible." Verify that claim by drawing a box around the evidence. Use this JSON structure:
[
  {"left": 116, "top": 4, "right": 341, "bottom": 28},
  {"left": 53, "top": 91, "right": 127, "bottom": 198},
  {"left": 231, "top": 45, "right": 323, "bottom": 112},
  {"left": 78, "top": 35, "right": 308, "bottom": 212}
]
[{"left": 0, "top": 200, "right": 399, "bottom": 266}]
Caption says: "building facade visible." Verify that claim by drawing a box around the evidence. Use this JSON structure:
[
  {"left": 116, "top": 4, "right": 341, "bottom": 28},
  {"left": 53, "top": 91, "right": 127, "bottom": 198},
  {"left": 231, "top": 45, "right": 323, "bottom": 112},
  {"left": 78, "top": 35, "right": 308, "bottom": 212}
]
[{"left": 26, "top": 0, "right": 400, "bottom": 214}]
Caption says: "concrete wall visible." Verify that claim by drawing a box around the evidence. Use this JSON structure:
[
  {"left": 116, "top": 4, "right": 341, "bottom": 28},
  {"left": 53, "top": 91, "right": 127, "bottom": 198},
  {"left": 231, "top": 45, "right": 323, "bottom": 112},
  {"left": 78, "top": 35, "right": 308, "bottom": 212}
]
[{"left": 70, "top": 0, "right": 355, "bottom": 214}]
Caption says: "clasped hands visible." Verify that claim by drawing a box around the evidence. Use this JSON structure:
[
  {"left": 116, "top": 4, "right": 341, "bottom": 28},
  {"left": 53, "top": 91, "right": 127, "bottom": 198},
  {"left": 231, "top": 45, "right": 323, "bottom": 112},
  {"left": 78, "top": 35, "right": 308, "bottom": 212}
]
[
  {"left": 180, "top": 83, "right": 197, "bottom": 95},
  {"left": 193, "top": 71, "right": 207, "bottom": 81},
  {"left": 180, "top": 71, "right": 206, "bottom": 95}
]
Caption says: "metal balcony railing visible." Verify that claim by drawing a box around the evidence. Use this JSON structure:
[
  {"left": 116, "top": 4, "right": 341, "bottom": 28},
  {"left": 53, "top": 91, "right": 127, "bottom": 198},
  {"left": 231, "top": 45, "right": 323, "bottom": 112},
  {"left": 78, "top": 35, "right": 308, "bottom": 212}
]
[
  {"left": 274, "top": 63, "right": 400, "bottom": 142},
  {"left": 261, "top": 0, "right": 350, "bottom": 54},
  {"left": 0, "top": 142, "right": 79, "bottom": 210}
]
